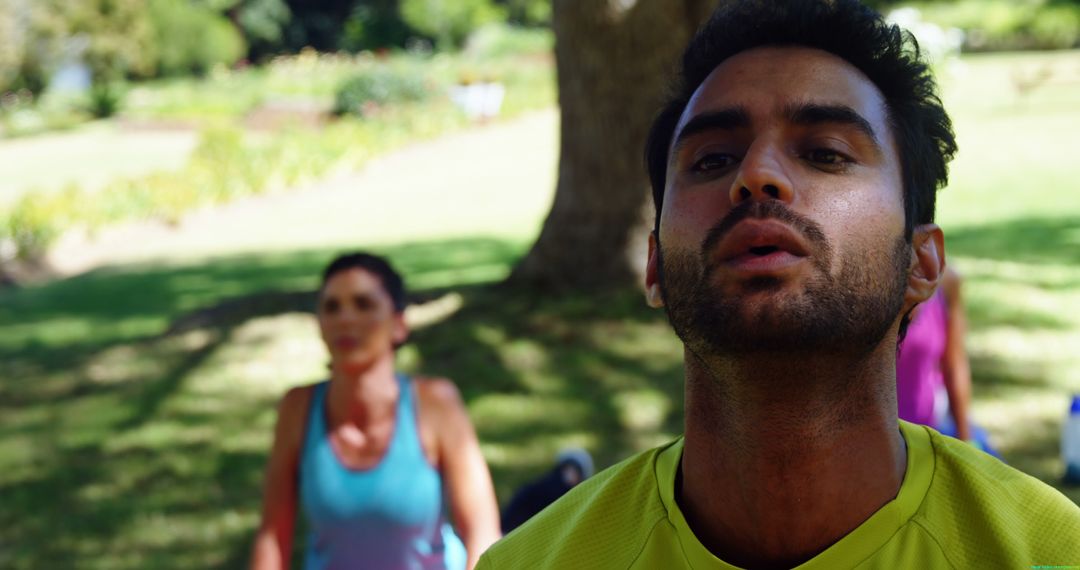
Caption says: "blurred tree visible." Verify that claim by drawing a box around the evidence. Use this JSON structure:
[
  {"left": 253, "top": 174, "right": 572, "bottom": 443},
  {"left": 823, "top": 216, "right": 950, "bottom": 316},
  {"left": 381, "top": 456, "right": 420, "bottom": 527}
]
[
  {"left": 52, "top": 0, "right": 156, "bottom": 82},
  {"left": 148, "top": 0, "right": 246, "bottom": 76},
  {"left": 0, "top": 0, "right": 30, "bottom": 93},
  {"left": 283, "top": 0, "right": 358, "bottom": 51},
  {"left": 0, "top": 1, "right": 85, "bottom": 95},
  {"left": 496, "top": 0, "right": 551, "bottom": 26},
  {"left": 195, "top": 0, "right": 291, "bottom": 59},
  {"left": 342, "top": 0, "right": 413, "bottom": 51},
  {"left": 233, "top": 0, "right": 293, "bottom": 59},
  {"left": 508, "top": 0, "right": 713, "bottom": 292},
  {"left": 400, "top": 0, "right": 505, "bottom": 49}
]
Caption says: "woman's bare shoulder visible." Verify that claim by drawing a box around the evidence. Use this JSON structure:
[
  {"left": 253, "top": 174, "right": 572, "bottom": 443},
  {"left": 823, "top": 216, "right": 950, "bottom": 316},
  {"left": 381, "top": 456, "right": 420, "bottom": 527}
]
[
  {"left": 274, "top": 382, "right": 321, "bottom": 447},
  {"left": 411, "top": 376, "right": 466, "bottom": 412}
]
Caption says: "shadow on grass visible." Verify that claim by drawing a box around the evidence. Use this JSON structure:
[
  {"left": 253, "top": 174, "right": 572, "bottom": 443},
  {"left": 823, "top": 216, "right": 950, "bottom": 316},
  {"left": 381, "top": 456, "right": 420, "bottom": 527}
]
[
  {"left": 0, "top": 237, "right": 524, "bottom": 402},
  {"left": 964, "top": 293, "right": 1074, "bottom": 331},
  {"left": 409, "top": 285, "right": 685, "bottom": 497},
  {"left": 971, "top": 353, "right": 1056, "bottom": 395},
  {"left": 0, "top": 236, "right": 529, "bottom": 569},
  {"left": 1, "top": 235, "right": 686, "bottom": 567},
  {"left": 995, "top": 413, "right": 1080, "bottom": 506},
  {"left": 946, "top": 216, "right": 1080, "bottom": 270}
]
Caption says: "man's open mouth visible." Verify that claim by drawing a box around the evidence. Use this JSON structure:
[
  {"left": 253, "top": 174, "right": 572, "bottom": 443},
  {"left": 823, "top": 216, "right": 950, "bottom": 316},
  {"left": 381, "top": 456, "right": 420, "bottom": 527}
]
[{"left": 748, "top": 245, "right": 782, "bottom": 256}]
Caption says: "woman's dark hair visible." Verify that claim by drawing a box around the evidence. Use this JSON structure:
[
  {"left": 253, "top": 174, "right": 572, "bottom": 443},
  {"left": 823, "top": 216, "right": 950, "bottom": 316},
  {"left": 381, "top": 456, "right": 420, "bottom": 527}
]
[
  {"left": 645, "top": 0, "right": 957, "bottom": 240},
  {"left": 321, "top": 252, "right": 407, "bottom": 313}
]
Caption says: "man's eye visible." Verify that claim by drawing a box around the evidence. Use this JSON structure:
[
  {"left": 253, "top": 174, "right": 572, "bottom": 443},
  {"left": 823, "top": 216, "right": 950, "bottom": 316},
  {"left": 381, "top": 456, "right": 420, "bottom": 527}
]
[
  {"left": 691, "top": 153, "right": 738, "bottom": 172},
  {"left": 321, "top": 299, "right": 340, "bottom": 314},
  {"left": 806, "top": 148, "right": 851, "bottom": 165},
  {"left": 353, "top": 295, "right": 375, "bottom": 311}
]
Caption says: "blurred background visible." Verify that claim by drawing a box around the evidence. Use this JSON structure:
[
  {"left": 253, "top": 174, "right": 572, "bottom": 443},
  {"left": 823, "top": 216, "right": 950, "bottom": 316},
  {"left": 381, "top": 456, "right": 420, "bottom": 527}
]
[{"left": 0, "top": 0, "right": 1077, "bottom": 567}]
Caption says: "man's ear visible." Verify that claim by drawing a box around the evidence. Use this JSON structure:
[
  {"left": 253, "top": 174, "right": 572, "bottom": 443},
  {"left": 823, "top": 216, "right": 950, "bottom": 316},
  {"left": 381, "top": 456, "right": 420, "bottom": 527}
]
[
  {"left": 645, "top": 232, "right": 664, "bottom": 308},
  {"left": 905, "top": 223, "right": 945, "bottom": 309}
]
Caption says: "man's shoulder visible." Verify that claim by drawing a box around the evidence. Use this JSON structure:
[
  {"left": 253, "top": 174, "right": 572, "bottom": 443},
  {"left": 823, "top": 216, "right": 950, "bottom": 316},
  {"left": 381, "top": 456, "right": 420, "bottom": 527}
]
[
  {"left": 479, "top": 442, "right": 677, "bottom": 570},
  {"left": 915, "top": 427, "right": 1080, "bottom": 563}
]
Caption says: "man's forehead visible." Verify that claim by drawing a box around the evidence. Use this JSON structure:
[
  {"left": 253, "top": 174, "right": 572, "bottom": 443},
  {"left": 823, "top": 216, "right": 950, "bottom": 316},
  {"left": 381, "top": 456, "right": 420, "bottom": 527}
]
[{"left": 676, "top": 46, "right": 889, "bottom": 134}]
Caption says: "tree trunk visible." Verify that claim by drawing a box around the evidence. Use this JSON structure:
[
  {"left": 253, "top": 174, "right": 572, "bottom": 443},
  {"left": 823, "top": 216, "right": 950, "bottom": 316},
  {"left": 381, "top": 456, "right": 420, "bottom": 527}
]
[{"left": 508, "top": 0, "right": 713, "bottom": 292}]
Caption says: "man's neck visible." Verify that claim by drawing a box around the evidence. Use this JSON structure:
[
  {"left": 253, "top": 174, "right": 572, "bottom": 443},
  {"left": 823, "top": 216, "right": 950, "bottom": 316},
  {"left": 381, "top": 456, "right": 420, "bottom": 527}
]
[{"left": 678, "top": 347, "right": 907, "bottom": 569}]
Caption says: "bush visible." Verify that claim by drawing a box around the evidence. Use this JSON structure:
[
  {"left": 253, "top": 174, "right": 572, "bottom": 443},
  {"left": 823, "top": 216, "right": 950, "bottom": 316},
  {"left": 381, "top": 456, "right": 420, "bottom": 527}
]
[
  {"left": 400, "top": 0, "right": 506, "bottom": 49},
  {"left": 333, "top": 66, "right": 433, "bottom": 116},
  {"left": 87, "top": 82, "right": 124, "bottom": 118},
  {"left": 5, "top": 186, "right": 81, "bottom": 260},
  {"left": 340, "top": 3, "right": 413, "bottom": 51},
  {"left": 465, "top": 23, "right": 553, "bottom": 58},
  {"left": 149, "top": 0, "right": 247, "bottom": 76},
  {"left": 499, "top": 0, "right": 551, "bottom": 27},
  {"left": 912, "top": 0, "right": 1080, "bottom": 51},
  {"left": 1029, "top": 5, "right": 1080, "bottom": 49}
]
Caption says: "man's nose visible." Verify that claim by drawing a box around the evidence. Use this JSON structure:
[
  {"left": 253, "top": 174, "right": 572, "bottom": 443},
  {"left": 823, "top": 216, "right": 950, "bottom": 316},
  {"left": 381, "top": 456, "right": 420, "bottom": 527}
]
[{"left": 729, "top": 142, "right": 795, "bottom": 205}]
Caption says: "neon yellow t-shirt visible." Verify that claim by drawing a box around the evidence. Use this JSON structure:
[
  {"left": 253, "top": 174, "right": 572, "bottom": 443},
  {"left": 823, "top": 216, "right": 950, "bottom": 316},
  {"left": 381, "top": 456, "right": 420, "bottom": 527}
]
[{"left": 478, "top": 421, "right": 1080, "bottom": 569}]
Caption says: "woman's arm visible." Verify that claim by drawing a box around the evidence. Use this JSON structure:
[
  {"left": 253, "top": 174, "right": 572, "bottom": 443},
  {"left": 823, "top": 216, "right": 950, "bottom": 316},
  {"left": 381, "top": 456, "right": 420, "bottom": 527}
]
[
  {"left": 251, "top": 386, "right": 310, "bottom": 570},
  {"left": 421, "top": 379, "right": 501, "bottom": 570},
  {"left": 941, "top": 268, "right": 974, "bottom": 442}
]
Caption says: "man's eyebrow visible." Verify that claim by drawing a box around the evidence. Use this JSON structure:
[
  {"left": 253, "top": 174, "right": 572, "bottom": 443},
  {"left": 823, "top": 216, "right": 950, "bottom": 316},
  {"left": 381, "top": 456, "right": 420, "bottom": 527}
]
[
  {"left": 786, "top": 102, "right": 882, "bottom": 151},
  {"left": 670, "top": 107, "right": 751, "bottom": 155}
]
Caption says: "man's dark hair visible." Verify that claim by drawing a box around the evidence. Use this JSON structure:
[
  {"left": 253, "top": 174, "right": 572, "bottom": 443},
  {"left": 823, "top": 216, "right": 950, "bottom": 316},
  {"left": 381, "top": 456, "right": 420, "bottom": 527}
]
[
  {"left": 645, "top": 0, "right": 957, "bottom": 240},
  {"left": 321, "top": 252, "right": 407, "bottom": 313}
]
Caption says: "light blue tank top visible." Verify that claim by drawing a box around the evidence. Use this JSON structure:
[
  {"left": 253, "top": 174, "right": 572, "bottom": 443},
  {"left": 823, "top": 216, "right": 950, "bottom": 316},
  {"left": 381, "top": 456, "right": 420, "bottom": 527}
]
[{"left": 300, "top": 375, "right": 466, "bottom": 570}]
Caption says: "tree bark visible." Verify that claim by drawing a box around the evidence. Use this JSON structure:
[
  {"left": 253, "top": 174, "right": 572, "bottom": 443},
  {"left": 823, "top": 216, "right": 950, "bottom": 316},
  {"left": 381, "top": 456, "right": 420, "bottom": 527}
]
[{"left": 508, "top": 0, "right": 713, "bottom": 292}]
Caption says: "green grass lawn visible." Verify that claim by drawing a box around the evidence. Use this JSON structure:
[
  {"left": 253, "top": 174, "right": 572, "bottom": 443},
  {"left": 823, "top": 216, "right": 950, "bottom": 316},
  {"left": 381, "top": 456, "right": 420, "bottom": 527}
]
[{"left": 1, "top": 49, "right": 1078, "bottom": 568}]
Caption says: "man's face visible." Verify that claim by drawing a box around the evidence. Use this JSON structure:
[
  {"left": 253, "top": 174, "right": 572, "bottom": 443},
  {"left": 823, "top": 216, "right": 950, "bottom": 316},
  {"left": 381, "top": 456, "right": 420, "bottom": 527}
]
[{"left": 648, "top": 46, "right": 910, "bottom": 357}]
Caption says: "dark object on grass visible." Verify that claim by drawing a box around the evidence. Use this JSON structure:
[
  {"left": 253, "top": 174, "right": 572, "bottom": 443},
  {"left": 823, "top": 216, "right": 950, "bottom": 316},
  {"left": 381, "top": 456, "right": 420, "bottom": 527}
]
[{"left": 501, "top": 448, "right": 593, "bottom": 534}]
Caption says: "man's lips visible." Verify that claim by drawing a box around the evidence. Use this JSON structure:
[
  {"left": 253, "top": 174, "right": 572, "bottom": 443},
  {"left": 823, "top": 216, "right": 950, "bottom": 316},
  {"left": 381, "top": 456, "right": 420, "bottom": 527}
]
[{"left": 712, "top": 220, "right": 811, "bottom": 273}]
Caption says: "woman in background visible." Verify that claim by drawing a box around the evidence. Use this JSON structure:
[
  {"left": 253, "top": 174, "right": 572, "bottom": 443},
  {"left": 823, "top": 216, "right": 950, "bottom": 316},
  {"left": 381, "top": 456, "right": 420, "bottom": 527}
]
[
  {"left": 898, "top": 267, "right": 997, "bottom": 455},
  {"left": 251, "top": 252, "right": 500, "bottom": 570}
]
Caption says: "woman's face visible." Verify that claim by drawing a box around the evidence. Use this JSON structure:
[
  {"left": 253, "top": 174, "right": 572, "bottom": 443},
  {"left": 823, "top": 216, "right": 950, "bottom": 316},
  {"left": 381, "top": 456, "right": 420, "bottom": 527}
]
[{"left": 317, "top": 268, "right": 406, "bottom": 368}]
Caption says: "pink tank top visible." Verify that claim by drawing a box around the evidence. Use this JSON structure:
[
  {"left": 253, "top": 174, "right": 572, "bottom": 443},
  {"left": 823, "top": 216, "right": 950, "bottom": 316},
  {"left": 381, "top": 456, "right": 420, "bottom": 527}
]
[{"left": 896, "top": 289, "right": 948, "bottom": 427}]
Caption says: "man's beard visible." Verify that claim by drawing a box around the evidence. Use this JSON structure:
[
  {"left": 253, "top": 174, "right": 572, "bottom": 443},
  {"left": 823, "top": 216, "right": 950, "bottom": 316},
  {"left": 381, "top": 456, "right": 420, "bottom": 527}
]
[{"left": 657, "top": 201, "right": 910, "bottom": 358}]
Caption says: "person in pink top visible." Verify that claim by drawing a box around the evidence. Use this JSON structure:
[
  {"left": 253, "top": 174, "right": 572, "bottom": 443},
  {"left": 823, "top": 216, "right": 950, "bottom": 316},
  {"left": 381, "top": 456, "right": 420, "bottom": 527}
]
[{"left": 897, "top": 267, "right": 997, "bottom": 454}]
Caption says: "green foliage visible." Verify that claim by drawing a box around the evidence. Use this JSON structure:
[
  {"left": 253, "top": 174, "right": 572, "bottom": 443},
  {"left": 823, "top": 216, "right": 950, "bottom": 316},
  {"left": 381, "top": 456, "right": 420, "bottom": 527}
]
[
  {"left": 87, "top": 81, "right": 124, "bottom": 118},
  {"left": 0, "top": 1, "right": 28, "bottom": 94},
  {"left": 4, "top": 185, "right": 82, "bottom": 260},
  {"left": 123, "top": 72, "right": 266, "bottom": 122},
  {"left": 333, "top": 65, "right": 434, "bottom": 116},
  {"left": 0, "top": 90, "right": 89, "bottom": 138},
  {"left": 465, "top": 23, "right": 553, "bottom": 58},
  {"left": 910, "top": 0, "right": 1080, "bottom": 50},
  {"left": 148, "top": 0, "right": 247, "bottom": 77},
  {"left": 1029, "top": 4, "right": 1080, "bottom": 48},
  {"left": 235, "top": 0, "right": 292, "bottom": 45},
  {"left": 496, "top": 0, "right": 551, "bottom": 26},
  {"left": 0, "top": 1, "right": 94, "bottom": 95},
  {"left": 56, "top": 0, "right": 157, "bottom": 81},
  {"left": 400, "top": 0, "right": 506, "bottom": 49},
  {"left": 341, "top": 1, "right": 414, "bottom": 51}
]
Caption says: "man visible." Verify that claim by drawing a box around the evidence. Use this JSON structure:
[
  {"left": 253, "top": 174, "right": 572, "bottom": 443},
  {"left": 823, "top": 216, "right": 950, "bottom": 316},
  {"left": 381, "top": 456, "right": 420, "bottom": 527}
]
[{"left": 478, "top": 1, "right": 1080, "bottom": 568}]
